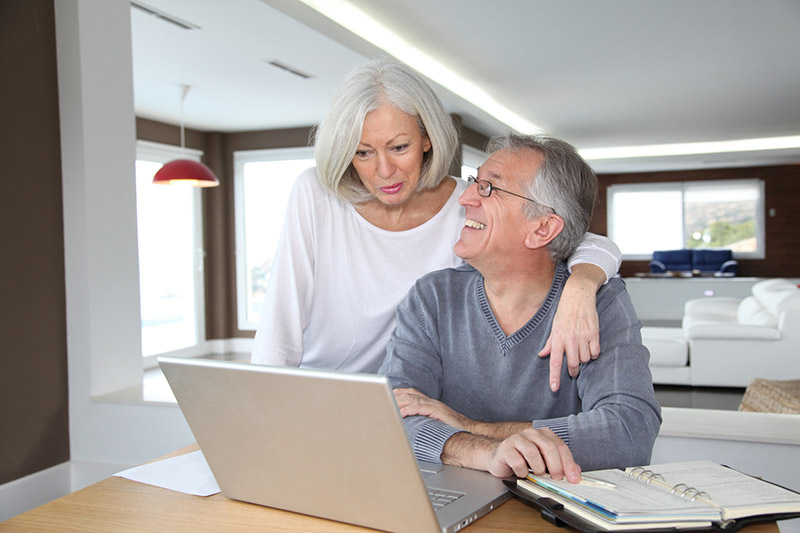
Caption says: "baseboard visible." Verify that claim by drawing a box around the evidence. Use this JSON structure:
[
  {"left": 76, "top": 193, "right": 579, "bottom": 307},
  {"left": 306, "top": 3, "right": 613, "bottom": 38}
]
[
  {"left": 0, "top": 459, "right": 133, "bottom": 522},
  {"left": 0, "top": 461, "right": 71, "bottom": 521}
]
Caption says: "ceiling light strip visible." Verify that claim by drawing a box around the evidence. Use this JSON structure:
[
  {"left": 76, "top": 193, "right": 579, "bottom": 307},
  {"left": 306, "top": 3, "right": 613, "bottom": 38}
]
[
  {"left": 298, "top": 0, "right": 800, "bottom": 161},
  {"left": 297, "top": 0, "right": 542, "bottom": 134},
  {"left": 579, "top": 135, "right": 800, "bottom": 161}
]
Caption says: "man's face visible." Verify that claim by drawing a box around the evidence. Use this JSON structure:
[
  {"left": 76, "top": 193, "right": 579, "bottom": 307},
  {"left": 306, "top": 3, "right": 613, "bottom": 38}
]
[{"left": 454, "top": 148, "right": 544, "bottom": 267}]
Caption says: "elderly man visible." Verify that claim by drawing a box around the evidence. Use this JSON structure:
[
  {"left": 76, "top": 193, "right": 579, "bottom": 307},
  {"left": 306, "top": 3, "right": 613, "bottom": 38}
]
[{"left": 379, "top": 133, "right": 661, "bottom": 484}]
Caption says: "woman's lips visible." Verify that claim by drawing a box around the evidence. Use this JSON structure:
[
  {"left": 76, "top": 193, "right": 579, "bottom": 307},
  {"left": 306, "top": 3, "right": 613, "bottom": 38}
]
[{"left": 380, "top": 182, "right": 403, "bottom": 194}]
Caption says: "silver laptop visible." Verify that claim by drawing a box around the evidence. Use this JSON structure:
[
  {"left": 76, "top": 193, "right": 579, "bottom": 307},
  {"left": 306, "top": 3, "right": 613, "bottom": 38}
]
[{"left": 159, "top": 357, "right": 510, "bottom": 533}]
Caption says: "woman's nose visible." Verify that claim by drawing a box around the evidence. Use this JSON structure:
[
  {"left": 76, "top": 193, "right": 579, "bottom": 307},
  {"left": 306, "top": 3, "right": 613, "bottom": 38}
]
[{"left": 376, "top": 153, "right": 396, "bottom": 179}]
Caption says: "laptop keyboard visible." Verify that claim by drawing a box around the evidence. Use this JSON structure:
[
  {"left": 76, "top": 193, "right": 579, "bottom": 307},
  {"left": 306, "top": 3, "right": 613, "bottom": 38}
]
[{"left": 427, "top": 487, "right": 465, "bottom": 509}]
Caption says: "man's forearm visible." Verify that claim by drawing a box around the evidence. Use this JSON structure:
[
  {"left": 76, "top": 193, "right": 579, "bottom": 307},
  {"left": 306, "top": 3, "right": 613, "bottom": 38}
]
[
  {"left": 440, "top": 432, "right": 495, "bottom": 470},
  {"left": 467, "top": 420, "right": 531, "bottom": 440}
]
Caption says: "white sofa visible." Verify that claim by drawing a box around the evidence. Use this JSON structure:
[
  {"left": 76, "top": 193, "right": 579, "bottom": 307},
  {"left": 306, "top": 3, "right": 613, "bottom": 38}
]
[{"left": 643, "top": 278, "right": 800, "bottom": 387}]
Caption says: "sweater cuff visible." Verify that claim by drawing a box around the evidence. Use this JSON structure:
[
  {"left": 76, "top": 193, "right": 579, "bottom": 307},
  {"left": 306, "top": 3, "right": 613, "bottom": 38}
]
[
  {"left": 413, "top": 420, "right": 465, "bottom": 463},
  {"left": 533, "top": 418, "right": 571, "bottom": 447}
]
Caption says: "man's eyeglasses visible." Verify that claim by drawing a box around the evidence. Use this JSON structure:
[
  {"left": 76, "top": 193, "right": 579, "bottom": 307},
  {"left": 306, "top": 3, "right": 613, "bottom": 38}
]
[{"left": 466, "top": 176, "right": 556, "bottom": 214}]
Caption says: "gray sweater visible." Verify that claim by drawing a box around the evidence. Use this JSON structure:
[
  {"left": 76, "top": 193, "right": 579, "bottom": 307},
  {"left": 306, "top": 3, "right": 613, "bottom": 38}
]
[{"left": 379, "top": 262, "right": 662, "bottom": 471}]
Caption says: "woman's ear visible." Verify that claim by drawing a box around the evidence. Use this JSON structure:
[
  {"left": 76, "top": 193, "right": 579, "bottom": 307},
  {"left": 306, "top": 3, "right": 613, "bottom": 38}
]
[{"left": 524, "top": 214, "right": 564, "bottom": 250}]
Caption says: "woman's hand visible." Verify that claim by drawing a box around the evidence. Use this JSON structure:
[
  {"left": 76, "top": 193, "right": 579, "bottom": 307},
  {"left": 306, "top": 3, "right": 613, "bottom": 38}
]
[
  {"left": 393, "top": 388, "right": 474, "bottom": 431},
  {"left": 539, "top": 264, "right": 605, "bottom": 391}
]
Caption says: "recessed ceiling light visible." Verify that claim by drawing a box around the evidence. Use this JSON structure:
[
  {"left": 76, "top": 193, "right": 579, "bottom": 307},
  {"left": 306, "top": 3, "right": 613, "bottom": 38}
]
[
  {"left": 130, "top": 1, "right": 200, "bottom": 31},
  {"left": 266, "top": 60, "right": 315, "bottom": 80}
]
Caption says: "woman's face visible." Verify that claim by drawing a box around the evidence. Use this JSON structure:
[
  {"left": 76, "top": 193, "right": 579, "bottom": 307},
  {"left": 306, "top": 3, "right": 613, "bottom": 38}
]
[{"left": 351, "top": 103, "right": 432, "bottom": 206}]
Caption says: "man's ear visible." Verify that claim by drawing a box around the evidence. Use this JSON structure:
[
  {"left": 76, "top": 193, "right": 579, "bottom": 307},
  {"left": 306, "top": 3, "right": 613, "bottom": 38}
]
[{"left": 524, "top": 214, "right": 564, "bottom": 250}]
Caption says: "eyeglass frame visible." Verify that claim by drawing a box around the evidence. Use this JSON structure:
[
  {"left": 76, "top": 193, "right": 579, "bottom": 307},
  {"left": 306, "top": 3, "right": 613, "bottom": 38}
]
[{"left": 466, "top": 175, "right": 556, "bottom": 215}]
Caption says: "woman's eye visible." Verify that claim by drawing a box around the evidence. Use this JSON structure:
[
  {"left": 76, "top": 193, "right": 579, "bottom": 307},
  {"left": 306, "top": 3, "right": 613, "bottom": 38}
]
[
  {"left": 355, "top": 150, "right": 370, "bottom": 159},
  {"left": 392, "top": 144, "right": 409, "bottom": 153}
]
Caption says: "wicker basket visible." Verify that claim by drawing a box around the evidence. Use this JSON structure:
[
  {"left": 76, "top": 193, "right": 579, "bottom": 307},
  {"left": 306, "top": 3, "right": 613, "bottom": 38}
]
[{"left": 739, "top": 378, "right": 800, "bottom": 414}]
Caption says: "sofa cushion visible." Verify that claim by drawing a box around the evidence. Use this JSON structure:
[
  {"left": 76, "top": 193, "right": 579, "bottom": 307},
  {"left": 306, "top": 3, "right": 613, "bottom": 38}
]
[
  {"left": 641, "top": 327, "right": 688, "bottom": 367},
  {"left": 652, "top": 249, "right": 692, "bottom": 272},
  {"left": 684, "top": 297, "right": 739, "bottom": 318},
  {"left": 685, "top": 322, "right": 781, "bottom": 340},
  {"left": 752, "top": 279, "right": 800, "bottom": 316},
  {"left": 682, "top": 313, "right": 737, "bottom": 332},
  {"left": 691, "top": 249, "right": 733, "bottom": 272},
  {"left": 737, "top": 296, "right": 778, "bottom": 327}
]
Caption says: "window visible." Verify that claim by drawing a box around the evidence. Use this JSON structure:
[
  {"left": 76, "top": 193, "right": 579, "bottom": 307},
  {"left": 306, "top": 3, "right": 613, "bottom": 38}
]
[
  {"left": 461, "top": 144, "right": 486, "bottom": 180},
  {"left": 234, "top": 148, "right": 315, "bottom": 330},
  {"left": 135, "top": 141, "right": 206, "bottom": 363},
  {"left": 607, "top": 179, "right": 765, "bottom": 260}
]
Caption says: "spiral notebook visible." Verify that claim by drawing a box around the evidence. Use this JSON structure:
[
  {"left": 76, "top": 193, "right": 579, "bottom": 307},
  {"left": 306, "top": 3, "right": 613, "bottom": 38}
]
[{"left": 505, "top": 460, "right": 800, "bottom": 531}]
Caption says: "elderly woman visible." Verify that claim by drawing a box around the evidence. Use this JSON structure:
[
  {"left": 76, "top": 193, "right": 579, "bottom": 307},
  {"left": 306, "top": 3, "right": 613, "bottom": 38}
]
[{"left": 251, "top": 59, "right": 621, "bottom": 391}]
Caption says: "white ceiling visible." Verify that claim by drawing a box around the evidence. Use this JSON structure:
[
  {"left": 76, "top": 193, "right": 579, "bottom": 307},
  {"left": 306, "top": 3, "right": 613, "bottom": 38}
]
[{"left": 131, "top": 0, "right": 800, "bottom": 173}]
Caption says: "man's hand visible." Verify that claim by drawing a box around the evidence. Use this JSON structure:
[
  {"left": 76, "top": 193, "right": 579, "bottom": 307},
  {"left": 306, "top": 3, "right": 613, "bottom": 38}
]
[
  {"left": 393, "top": 388, "right": 474, "bottom": 432},
  {"left": 443, "top": 428, "right": 581, "bottom": 482},
  {"left": 539, "top": 263, "right": 604, "bottom": 391}
]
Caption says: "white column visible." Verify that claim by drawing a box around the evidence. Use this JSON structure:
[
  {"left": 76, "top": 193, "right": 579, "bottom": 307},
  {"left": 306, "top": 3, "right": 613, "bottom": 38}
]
[{"left": 56, "top": 0, "right": 192, "bottom": 468}]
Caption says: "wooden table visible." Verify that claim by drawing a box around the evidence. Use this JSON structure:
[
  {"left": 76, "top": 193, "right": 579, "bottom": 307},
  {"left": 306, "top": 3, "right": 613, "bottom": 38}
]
[{"left": 1, "top": 447, "right": 781, "bottom": 533}]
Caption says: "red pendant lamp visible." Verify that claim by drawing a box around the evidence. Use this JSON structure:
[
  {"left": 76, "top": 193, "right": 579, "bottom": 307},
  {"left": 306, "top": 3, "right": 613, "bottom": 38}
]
[{"left": 152, "top": 85, "right": 219, "bottom": 187}]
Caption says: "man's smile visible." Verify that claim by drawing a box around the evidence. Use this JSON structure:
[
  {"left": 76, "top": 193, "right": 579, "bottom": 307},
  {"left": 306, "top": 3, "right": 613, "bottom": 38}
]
[{"left": 464, "top": 218, "right": 486, "bottom": 230}]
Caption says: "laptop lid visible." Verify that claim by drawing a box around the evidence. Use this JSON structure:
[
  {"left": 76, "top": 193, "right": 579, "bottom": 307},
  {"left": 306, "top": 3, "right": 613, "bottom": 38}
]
[{"left": 159, "top": 357, "right": 509, "bottom": 533}]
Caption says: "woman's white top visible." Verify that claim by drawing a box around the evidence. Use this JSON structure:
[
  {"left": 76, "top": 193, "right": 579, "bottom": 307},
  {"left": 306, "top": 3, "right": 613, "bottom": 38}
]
[{"left": 251, "top": 168, "right": 621, "bottom": 373}]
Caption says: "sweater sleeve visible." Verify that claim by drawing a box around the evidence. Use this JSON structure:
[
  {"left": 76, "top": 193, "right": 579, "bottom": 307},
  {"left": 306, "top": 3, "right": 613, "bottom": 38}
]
[
  {"left": 567, "top": 232, "right": 622, "bottom": 283},
  {"left": 251, "top": 169, "right": 317, "bottom": 366},
  {"left": 532, "top": 280, "right": 662, "bottom": 470},
  {"left": 379, "top": 280, "right": 465, "bottom": 463}
]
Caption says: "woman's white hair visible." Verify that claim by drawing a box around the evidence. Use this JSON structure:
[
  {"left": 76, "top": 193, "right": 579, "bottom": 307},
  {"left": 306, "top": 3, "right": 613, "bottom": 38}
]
[{"left": 313, "top": 59, "right": 458, "bottom": 204}]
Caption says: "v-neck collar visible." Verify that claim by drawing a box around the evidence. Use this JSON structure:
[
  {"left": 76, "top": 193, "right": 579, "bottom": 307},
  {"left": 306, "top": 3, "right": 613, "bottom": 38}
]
[{"left": 476, "top": 263, "right": 568, "bottom": 356}]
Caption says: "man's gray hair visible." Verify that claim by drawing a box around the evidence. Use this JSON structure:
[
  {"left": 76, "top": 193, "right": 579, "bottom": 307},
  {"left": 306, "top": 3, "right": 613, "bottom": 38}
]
[
  {"left": 486, "top": 133, "right": 598, "bottom": 262},
  {"left": 313, "top": 59, "right": 458, "bottom": 204}
]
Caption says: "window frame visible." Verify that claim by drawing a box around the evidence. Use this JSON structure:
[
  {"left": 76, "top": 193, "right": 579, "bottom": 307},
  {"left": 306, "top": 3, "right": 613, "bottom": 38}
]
[
  {"left": 607, "top": 178, "right": 766, "bottom": 261},
  {"left": 135, "top": 140, "right": 208, "bottom": 368},
  {"left": 233, "top": 146, "right": 315, "bottom": 331}
]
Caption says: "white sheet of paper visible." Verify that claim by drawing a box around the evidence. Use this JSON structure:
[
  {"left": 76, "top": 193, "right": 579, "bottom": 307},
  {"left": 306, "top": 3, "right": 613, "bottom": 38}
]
[{"left": 114, "top": 450, "right": 221, "bottom": 497}]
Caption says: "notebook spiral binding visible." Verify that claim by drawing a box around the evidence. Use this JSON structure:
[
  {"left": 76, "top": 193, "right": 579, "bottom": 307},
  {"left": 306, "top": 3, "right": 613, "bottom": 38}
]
[
  {"left": 628, "top": 467, "right": 665, "bottom": 484},
  {"left": 627, "top": 467, "right": 711, "bottom": 502}
]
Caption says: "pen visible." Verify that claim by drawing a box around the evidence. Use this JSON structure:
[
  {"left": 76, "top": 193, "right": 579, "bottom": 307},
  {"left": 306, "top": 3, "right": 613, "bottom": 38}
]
[
  {"left": 579, "top": 475, "right": 617, "bottom": 489},
  {"left": 532, "top": 472, "right": 617, "bottom": 489}
]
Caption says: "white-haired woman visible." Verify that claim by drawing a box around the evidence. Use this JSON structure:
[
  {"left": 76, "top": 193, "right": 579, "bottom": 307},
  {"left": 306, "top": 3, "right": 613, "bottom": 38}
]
[{"left": 251, "top": 59, "right": 621, "bottom": 391}]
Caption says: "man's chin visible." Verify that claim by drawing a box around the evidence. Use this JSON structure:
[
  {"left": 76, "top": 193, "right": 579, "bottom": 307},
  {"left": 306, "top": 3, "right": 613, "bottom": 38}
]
[{"left": 453, "top": 241, "right": 473, "bottom": 262}]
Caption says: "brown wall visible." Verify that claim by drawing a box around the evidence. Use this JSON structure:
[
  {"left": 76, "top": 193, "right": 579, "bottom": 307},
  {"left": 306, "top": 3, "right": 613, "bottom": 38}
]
[
  {"left": 0, "top": 0, "right": 70, "bottom": 485},
  {"left": 593, "top": 166, "right": 800, "bottom": 278}
]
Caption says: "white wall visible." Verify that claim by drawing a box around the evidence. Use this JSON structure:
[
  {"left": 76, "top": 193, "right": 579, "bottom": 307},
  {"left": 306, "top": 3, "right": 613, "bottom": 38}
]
[
  {"left": 55, "top": 0, "right": 194, "bottom": 467},
  {"left": 625, "top": 277, "right": 760, "bottom": 322}
]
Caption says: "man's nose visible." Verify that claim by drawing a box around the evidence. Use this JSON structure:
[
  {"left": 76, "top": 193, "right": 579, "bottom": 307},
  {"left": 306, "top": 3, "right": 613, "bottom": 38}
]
[{"left": 459, "top": 181, "right": 481, "bottom": 206}]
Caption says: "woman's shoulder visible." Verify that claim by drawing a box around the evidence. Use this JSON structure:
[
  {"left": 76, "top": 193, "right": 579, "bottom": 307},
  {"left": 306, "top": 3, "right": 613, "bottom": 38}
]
[{"left": 291, "top": 167, "right": 344, "bottom": 206}]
